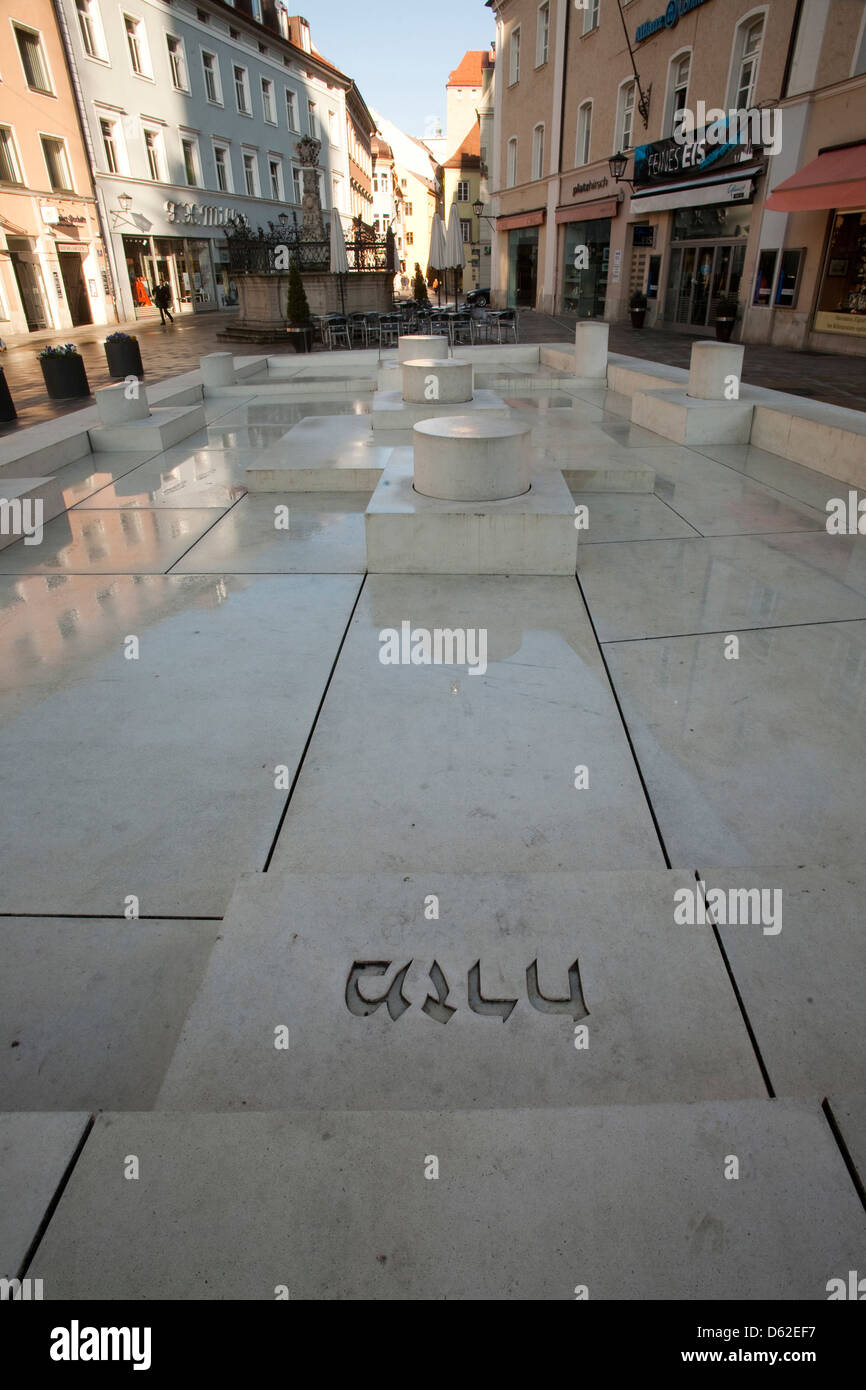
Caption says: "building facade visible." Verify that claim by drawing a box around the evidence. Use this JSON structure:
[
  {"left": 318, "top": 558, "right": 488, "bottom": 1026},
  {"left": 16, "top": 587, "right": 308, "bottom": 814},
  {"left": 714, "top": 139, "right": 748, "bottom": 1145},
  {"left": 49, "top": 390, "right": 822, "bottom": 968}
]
[
  {"left": 371, "top": 109, "right": 443, "bottom": 294},
  {"left": 0, "top": 0, "right": 113, "bottom": 335},
  {"left": 487, "top": 0, "right": 866, "bottom": 353},
  {"left": 56, "top": 0, "right": 375, "bottom": 321},
  {"left": 371, "top": 134, "right": 406, "bottom": 293}
]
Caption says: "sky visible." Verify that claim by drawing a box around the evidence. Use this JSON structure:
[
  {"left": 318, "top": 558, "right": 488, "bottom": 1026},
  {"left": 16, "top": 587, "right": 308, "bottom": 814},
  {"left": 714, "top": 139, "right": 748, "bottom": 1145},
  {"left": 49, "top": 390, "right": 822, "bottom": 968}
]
[{"left": 305, "top": 0, "right": 495, "bottom": 138}]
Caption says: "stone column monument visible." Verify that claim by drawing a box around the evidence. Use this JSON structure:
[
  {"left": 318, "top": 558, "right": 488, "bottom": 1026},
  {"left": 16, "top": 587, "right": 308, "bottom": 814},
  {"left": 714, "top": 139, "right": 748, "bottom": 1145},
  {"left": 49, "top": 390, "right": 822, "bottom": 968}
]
[{"left": 295, "top": 136, "right": 325, "bottom": 241}]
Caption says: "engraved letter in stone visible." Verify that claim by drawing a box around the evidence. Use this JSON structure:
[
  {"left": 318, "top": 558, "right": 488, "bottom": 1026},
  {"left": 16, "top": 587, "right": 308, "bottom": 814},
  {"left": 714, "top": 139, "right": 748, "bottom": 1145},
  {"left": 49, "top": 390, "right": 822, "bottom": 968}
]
[
  {"left": 467, "top": 961, "right": 517, "bottom": 1021},
  {"left": 345, "top": 961, "right": 412, "bottom": 1021},
  {"left": 421, "top": 960, "right": 456, "bottom": 1025},
  {"left": 526, "top": 959, "right": 589, "bottom": 1021}
]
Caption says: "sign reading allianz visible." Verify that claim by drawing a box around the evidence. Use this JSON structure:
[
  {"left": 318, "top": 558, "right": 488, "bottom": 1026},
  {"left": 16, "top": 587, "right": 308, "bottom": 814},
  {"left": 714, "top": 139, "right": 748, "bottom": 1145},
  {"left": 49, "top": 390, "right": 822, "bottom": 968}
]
[{"left": 636, "top": 0, "right": 711, "bottom": 43}]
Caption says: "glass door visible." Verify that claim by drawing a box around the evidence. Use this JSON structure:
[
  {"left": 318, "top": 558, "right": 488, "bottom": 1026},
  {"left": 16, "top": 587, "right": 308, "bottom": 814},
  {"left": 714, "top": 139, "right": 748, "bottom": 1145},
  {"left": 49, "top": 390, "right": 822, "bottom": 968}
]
[{"left": 690, "top": 246, "right": 716, "bottom": 325}]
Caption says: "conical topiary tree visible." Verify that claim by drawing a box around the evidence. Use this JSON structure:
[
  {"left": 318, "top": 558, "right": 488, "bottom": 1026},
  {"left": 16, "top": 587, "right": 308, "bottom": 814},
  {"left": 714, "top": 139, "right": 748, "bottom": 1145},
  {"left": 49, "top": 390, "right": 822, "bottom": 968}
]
[
  {"left": 286, "top": 258, "right": 312, "bottom": 326},
  {"left": 412, "top": 262, "right": 428, "bottom": 303}
]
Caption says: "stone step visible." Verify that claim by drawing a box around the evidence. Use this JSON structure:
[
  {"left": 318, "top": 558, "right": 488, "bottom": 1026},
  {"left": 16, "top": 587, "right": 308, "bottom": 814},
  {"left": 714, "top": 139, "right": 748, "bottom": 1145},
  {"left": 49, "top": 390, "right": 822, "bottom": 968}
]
[
  {"left": 0, "top": 476, "right": 65, "bottom": 551},
  {"left": 158, "top": 867, "right": 764, "bottom": 1111},
  {"left": 31, "top": 1100, "right": 866, "bottom": 1299}
]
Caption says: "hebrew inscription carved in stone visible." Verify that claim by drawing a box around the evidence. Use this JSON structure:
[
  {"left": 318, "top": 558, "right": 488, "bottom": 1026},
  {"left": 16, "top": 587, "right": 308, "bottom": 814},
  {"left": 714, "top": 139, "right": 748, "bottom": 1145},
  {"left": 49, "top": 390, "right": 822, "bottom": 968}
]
[{"left": 346, "top": 959, "right": 589, "bottom": 1025}]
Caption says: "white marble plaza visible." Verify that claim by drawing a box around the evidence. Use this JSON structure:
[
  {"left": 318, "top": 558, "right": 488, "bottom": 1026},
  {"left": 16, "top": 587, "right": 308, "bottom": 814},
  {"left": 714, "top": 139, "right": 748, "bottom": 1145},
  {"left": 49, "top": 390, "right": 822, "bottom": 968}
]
[{"left": 0, "top": 339, "right": 864, "bottom": 1299}]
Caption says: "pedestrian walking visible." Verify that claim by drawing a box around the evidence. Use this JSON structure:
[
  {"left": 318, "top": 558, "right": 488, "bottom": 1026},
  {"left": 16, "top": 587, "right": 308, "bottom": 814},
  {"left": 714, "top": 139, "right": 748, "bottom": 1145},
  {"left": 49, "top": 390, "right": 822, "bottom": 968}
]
[{"left": 153, "top": 280, "right": 174, "bottom": 324}]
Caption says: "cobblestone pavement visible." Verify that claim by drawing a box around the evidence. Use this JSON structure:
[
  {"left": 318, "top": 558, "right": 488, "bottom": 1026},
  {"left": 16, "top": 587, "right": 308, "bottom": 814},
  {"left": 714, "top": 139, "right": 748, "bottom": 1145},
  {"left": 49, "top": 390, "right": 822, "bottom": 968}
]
[{"left": 1, "top": 304, "right": 863, "bottom": 435}]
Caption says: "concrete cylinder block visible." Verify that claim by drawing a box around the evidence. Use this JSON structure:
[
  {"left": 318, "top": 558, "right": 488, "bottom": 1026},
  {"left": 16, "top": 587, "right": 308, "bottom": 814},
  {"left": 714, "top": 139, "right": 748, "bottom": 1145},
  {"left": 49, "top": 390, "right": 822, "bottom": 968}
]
[
  {"left": 413, "top": 416, "right": 532, "bottom": 502},
  {"left": 200, "top": 352, "right": 237, "bottom": 388},
  {"left": 688, "top": 340, "right": 745, "bottom": 400},
  {"left": 398, "top": 334, "right": 449, "bottom": 364},
  {"left": 94, "top": 382, "right": 150, "bottom": 426},
  {"left": 402, "top": 357, "right": 473, "bottom": 405},
  {"left": 574, "top": 321, "right": 609, "bottom": 380}
]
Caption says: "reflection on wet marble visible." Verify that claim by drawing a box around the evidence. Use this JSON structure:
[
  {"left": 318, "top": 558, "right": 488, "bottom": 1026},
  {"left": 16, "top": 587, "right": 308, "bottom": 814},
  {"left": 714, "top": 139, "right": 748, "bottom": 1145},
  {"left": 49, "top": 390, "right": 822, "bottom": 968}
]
[
  {"left": 581, "top": 531, "right": 866, "bottom": 640},
  {"left": 604, "top": 620, "right": 866, "bottom": 867},
  {"left": 0, "top": 508, "right": 222, "bottom": 574},
  {"left": 173, "top": 493, "right": 368, "bottom": 573}
]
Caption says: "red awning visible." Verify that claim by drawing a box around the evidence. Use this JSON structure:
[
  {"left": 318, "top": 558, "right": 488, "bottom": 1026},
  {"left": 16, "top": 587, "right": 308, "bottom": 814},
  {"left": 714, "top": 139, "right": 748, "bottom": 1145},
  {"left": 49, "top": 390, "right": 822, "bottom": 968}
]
[
  {"left": 496, "top": 209, "right": 545, "bottom": 230},
  {"left": 764, "top": 144, "right": 866, "bottom": 212}
]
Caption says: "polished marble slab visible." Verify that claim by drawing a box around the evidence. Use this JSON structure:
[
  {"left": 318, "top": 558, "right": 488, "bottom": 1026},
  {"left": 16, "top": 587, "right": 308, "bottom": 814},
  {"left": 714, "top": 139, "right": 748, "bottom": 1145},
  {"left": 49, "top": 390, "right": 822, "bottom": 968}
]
[
  {"left": 173, "top": 493, "right": 368, "bottom": 573},
  {"left": 0, "top": 1112, "right": 90, "bottom": 1277},
  {"left": 0, "top": 508, "right": 222, "bottom": 575},
  {"left": 32, "top": 1100, "right": 865, "bottom": 1299}
]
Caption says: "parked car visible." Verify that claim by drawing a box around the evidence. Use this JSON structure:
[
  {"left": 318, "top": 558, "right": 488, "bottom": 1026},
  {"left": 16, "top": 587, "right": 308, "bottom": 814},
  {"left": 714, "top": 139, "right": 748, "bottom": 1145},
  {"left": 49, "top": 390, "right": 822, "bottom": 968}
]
[{"left": 465, "top": 287, "right": 491, "bottom": 307}]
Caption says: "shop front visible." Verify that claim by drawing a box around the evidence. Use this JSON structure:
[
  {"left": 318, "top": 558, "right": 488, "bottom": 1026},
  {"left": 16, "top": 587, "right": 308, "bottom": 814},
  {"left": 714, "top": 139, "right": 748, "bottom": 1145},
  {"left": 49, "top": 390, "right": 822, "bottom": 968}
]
[
  {"left": 496, "top": 210, "right": 545, "bottom": 308},
  {"left": 0, "top": 197, "right": 112, "bottom": 335},
  {"left": 556, "top": 187, "right": 620, "bottom": 317},
  {"left": 629, "top": 127, "right": 764, "bottom": 333},
  {"left": 814, "top": 208, "right": 866, "bottom": 341},
  {"left": 102, "top": 182, "right": 255, "bottom": 320}
]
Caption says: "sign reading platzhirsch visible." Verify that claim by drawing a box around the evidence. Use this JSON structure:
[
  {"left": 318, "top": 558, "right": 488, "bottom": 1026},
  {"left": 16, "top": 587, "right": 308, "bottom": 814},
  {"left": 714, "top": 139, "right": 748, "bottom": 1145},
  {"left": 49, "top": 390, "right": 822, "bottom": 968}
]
[{"left": 636, "top": 0, "right": 711, "bottom": 43}]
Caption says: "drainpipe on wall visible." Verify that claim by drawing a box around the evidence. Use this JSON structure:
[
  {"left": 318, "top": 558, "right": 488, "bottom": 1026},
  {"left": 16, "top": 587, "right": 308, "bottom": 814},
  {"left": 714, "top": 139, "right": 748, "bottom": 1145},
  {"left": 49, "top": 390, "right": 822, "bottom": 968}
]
[{"left": 51, "top": 0, "right": 121, "bottom": 324}]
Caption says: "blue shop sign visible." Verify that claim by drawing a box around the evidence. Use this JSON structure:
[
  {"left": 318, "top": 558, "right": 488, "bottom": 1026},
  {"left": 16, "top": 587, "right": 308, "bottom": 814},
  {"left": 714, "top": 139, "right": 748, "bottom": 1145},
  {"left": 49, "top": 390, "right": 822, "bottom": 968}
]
[{"left": 636, "top": 0, "right": 711, "bottom": 43}]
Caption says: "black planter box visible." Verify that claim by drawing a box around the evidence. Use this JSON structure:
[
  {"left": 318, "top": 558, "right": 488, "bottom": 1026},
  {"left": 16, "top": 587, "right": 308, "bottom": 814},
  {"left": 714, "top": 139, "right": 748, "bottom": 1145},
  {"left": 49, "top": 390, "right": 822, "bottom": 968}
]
[
  {"left": 287, "top": 326, "right": 312, "bottom": 354},
  {"left": 0, "top": 365, "right": 16, "bottom": 422},
  {"left": 105, "top": 339, "right": 144, "bottom": 379},
  {"left": 40, "top": 354, "right": 90, "bottom": 400},
  {"left": 630, "top": 310, "right": 646, "bottom": 329},
  {"left": 715, "top": 318, "right": 735, "bottom": 342}
]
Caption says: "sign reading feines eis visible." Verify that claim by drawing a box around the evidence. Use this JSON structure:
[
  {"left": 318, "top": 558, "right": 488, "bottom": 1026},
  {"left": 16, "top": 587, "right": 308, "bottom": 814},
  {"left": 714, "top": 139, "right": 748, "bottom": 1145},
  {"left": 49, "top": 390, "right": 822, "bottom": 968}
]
[{"left": 633, "top": 124, "right": 751, "bottom": 188}]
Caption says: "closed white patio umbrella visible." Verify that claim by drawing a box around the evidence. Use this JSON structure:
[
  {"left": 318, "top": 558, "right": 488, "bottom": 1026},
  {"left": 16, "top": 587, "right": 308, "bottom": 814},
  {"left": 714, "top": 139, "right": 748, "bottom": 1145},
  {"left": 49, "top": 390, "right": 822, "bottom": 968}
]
[
  {"left": 427, "top": 212, "right": 447, "bottom": 306},
  {"left": 444, "top": 203, "right": 466, "bottom": 306},
  {"left": 329, "top": 212, "right": 349, "bottom": 315}
]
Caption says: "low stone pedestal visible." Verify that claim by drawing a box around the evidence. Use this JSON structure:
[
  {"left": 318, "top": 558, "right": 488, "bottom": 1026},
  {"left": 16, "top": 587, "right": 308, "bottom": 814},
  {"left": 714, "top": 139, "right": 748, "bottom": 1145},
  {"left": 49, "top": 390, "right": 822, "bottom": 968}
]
[
  {"left": 89, "top": 404, "right": 206, "bottom": 453},
  {"left": 94, "top": 383, "right": 149, "bottom": 427},
  {"left": 688, "top": 341, "right": 745, "bottom": 400},
  {"left": 365, "top": 449, "right": 577, "bottom": 574},
  {"left": 630, "top": 388, "right": 754, "bottom": 445},
  {"left": 402, "top": 357, "right": 473, "bottom": 405},
  {"left": 200, "top": 353, "right": 236, "bottom": 389},
  {"left": 574, "top": 321, "right": 609, "bottom": 380},
  {"left": 414, "top": 416, "right": 531, "bottom": 501},
  {"left": 398, "top": 335, "right": 449, "bottom": 364}
]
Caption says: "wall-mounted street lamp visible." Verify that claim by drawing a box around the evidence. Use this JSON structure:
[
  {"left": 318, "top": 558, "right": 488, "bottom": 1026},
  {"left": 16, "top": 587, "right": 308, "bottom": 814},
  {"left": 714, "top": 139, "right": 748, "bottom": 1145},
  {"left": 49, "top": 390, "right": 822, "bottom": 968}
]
[
  {"left": 110, "top": 191, "right": 135, "bottom": 228},
  {"left": 472, "top": 199, "right": 496, "bottom": 227},
  {"left": 608, "top": 152, "right": 637, "bottom": 192}
]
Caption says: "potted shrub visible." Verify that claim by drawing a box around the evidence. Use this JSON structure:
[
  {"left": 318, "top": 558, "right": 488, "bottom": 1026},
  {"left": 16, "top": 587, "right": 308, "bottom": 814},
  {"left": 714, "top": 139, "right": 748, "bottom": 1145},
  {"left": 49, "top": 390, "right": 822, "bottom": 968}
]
[
  {"left": 714, "top": 295, "right": 738, "bottom": 343},
  {"left": 0, "top": 365, "right": 16, "bottom": 423},
  {"left": 104, "top": 331, "right": 144, "bottom": 380},
  {"left": 285, "top": 260, "right": 313, "bottom": 353},
  {"left": 629, "top": 291, "right": 647, "bottom": 329},
  {"left": 38, "top": 344, "right": 90, "bottom": 400}
]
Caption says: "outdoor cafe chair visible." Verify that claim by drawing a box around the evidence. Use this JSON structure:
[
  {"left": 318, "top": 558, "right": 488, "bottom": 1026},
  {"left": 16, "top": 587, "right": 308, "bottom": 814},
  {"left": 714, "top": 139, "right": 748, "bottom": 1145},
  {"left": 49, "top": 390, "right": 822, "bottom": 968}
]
[{"left": 326, "top": 315, "right": 352, "bottom": 351}]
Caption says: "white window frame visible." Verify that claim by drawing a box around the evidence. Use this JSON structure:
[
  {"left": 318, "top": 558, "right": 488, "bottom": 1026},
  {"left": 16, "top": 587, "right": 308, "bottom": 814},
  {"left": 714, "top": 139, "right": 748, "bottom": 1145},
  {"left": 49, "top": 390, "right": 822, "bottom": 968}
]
[
  {"left": 234, "top": 64, "right": 251, "bottom": 115},
  {"left": 40, "top": 133, "right": 74, "bottom": 192},
  {"left": 531, "top": 123, "right": 545, "bottom": 181},
  {"left": 583, "top": 0, "right": 600, "bottom": 35},
  {"left": 307, "top": 99, "right": 318, "bottom": 138},
  {"left": 291, "top": 164, "right": 302, "bottom": 204},
  {"left": 13, "top": 23, "right": 54, "bottom": 95},
  {"left": 457, "top": 179, "right": 469, "bottom": 202},
  {"left": 268, "top": 155, "right": 283, "bottom": 200},
  {"left": 328, "top": 108, "right": 340, "bottom": 148},
  {"left": 202, "top": 50, "right": 222, "bottom": 104},
  {"left": 166, "top": 34, "right": 189, "bottom": 92},
  {"left": 0, "top": 124, "right": 24, "bottom": 185},
  {"left": 212, "top": 140, "right": 232, "bottom": 192},
  {"left": 142, "top": 125, "right": 165, "bottom": 182},
  {"left": 727, "top": 10, "right": 766, "bottom": 110},
  {"left": 261, "top": 76, "right": 276, "bottom": 124},
  {"left": 74, "top": 0, "right": 108, "bottom": 64},
  {"left": 242, "top": 149, "right": 260, "bottom": 197},
  {"left": 616, "top": 78, "right": 636, "bottom": 152},
  {"left": 664, "top": 49, "right": 691, "bottom": 138},
  {"left": 123, "top": 13, "right": 152, "bottom": 80},
  {"left": 285, "top": 89, "right": 298, "bottom": 131},
  {"left": 509, "top": 25, "right": 521, "bottom": 85},
  {"left": 98, "top": 114, "right": 127, "bottom": 175},
  {"left": 536, "top": 3, "right": 549, "bottom": 67},
  {"left": 576, "top": 100, "right": 592, "bottom": 167},
  {"left": 506, "top": 136, "right": 518, "bottom": 188},
  {"left": 180, "top": 133, "right": 201, "bottom": 187}
]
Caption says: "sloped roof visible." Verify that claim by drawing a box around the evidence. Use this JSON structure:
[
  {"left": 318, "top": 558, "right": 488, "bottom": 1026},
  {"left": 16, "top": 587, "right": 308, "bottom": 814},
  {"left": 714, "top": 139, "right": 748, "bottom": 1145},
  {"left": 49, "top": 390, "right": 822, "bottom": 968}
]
[
  {"left": 444, "top": 122, "right": 481, "bottom": 169},
  {"left": 447, "top": 50, "right": 493, "bottom": 88}
]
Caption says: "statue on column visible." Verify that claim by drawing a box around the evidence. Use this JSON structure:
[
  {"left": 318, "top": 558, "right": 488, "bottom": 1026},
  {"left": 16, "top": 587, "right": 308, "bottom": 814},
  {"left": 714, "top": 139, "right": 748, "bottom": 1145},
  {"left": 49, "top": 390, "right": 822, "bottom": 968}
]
[{"left": 295, "top": 136, "right": 325, "bottom": 241}]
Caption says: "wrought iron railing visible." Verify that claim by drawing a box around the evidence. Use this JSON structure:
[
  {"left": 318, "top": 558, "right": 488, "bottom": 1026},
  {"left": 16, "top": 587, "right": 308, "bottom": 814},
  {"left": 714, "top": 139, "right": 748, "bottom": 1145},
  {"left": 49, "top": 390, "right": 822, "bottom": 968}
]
[{"left": 224, "top": 222, "right": 393, "bottom": 275}]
